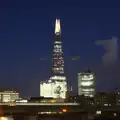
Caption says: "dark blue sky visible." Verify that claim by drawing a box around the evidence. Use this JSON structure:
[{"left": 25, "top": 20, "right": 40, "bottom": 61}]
[{"left": 0, "top": 0, "right": 120, "bottom": 97}]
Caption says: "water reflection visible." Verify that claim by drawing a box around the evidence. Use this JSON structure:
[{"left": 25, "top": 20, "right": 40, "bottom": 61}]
[
  {"left": 0, "top": 116, "right": 13, "bottom": 120},
  {"left": 0, "top": 116, "right": 60, "bottom": 120}
]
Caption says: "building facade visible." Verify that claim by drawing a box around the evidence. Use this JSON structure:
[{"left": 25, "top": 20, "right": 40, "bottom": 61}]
[
  {"left": 78, "top": 70, "right": 96, "bottom": 97},
  {"left": 40, "top": 77, "right": 67, "bottom": 98},
  {"left": 0, "top": 89, "right": 19, "bottom": 102},
  {"left": 40, "top": 19, "right": 67, "bottom": 98},
  {"left": 40, "top": 80, "right": 53, "bottom": 98}
]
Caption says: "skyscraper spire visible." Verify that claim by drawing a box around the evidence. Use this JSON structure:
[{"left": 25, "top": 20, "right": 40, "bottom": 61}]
[{"left": 55, "top": 19, "right": 61, "bottom": 35}]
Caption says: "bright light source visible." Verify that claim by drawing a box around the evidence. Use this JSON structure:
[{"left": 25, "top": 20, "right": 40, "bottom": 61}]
[
  {"left": 114, "top": 113, "right": 117, "bottom": 116},
  {"left": 8, "top": 104, "right": 16, "bottom": 106},
  {"left": 0, "top": 117, "right": 8, "bottom": 120},
  {"left": 62, "top": 108, "right": 67, "bottom": 112},
  {"left": 49, "top": 100, "right": 56, "bottom": 103},
  {"left": 81, "top": 81, "right": 93, "bottom": 86},
  {"left": 96, "top": 110, "right": 101, "bottom": 115},
  {"left": 55, "top": 19, "right": 61, "bottom": 34}
]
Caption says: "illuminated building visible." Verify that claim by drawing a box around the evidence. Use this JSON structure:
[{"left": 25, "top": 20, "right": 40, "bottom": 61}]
[
  {"left": 40, "top": 77, "right": 67, "bottom": 98},
  {"left": 78, "top": 70, "right": 96, "bottom": 97},
  {"left": 40, "top": 80, "right": 53, "bottom": 98},
  {"left": 40, "top": 19, "right": 67, "bottom": 98},
  {"left": 0, "top": 89, "right": 19, "bottom": 102},
  {"left": 52, "top": 19, "right": 65, "bottom": 78}
]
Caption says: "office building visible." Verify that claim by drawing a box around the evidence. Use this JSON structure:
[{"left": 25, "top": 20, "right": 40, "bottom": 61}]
[
  {"left": 0, "top": 89, "right": 19, "bottom": 102},
  {"left": 78, "top": 70, "right": 96, "bottom": 97}
]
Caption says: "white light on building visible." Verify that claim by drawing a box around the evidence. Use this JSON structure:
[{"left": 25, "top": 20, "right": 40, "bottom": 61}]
[
  {"left": 40, "top": 81, "right": 53, "bottom": 98},
  {"left": 52, "top": 80, "right": 67, "bottom": 98},
  {"left": 40, "top": 78, "right": 67, "bottom": 99}
]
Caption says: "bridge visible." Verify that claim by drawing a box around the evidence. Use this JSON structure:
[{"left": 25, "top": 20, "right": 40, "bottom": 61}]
[
  {"left": 1, "top": 102, "right": 120, "bottom": 114},
  {"left": 0, "top": 102, "right": 86, "bottom": 120},
  {"left": 0, "top": 102, "right": 83, "bottom": 116},
  {"left": 0, "top": 102, "right": 120, "bottom": 120},
  {"left": 0, "top": 102, "right": 79, "bottom": 106}
]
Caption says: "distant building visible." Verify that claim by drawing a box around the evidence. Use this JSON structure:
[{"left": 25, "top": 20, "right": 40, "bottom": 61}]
[
  {"left": 0, "top": 89, "right": 19, "bottom": 102},
  {"left": 78, "top": 70, "right": 96, "bottom": 97},
  {"left": 95, "top": 92, "right": 116, "bottom": 106},
  {"left": 66, "top": 84, "right": 73, "bottom": 98},
  {"left": 115, "top": 90, "right": 120, "bottom": 105}
]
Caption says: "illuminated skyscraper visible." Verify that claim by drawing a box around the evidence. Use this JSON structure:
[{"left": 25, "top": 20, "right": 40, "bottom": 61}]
[
  {"left": 52, "top": 19, "right": 65, "bottom": 77},
  {"left": 50, "top": 19, "right": 67, "bottom": 98},
  {"left": 40, "top": 19, "right": 67, "bottom": 98},
  {"left": 78, "top": 70, "right": 96, "bottom": 97}
]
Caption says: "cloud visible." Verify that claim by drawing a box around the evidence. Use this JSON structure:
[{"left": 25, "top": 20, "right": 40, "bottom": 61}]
[{"left": 95, "top": 37, "right": 118, "bottom": 65}]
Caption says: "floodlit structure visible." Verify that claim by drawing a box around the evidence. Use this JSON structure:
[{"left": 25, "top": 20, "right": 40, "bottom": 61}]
[
  {"left": 40, "top": 80, "right": 53, "bottom": 98},
  {"left": 40, "top": 19, "right": 67, "bottom": 98},
  {"left": 0, "top": 89, "right": 19, "bottom": 102},
  {"left": 40, "top": 77, "right": 67, "bottom": 98},
  {"left": 78, "top": 70, "right": 96, "bottom": 97}
]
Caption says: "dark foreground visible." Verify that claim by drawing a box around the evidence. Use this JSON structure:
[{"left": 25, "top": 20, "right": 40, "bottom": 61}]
[{"left": 1, "top": 112, "right": 120, "bottom": 120}]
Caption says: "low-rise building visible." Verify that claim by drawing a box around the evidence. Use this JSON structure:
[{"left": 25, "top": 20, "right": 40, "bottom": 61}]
[
  {"left": 0, "top": 89, "right": 19, "bottom": 102},
  {"left": 95, "top": 92, "right": 116, "bottom": 106}
]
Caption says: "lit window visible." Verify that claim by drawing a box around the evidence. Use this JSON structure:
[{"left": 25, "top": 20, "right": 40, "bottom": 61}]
[
  {"left": 54, "top": 41, "right": 61, "bottom": 44},
  {"left": 96, "top": 110, "right": 101, "bottom": 115},
  {"left": 81, "top": 81, "right": 93, "bottom": 86},
  {"left": 54, "top": 45, "right": 61, "bottom": 48},
  {"left": 82, "top": 89, "right": 94, "bottom": 92}
]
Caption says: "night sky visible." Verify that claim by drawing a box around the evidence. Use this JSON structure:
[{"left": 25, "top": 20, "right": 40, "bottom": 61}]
[{"left": 0, "top": 1, "right": 120, "bottom": 97}]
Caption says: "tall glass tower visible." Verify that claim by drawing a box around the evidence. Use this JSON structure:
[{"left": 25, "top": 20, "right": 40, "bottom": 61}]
[
  {"left": 51, "top": 19, "right": 66, "bottom": 81},
  {"left": 50, "top": 19, "right": 67, "bottom": 98}
]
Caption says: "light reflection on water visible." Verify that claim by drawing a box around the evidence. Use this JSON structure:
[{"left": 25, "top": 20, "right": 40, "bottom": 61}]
[
  {"left": 0, "top": 116, "right": 13, "bottom": 120},
  {"left": 0, "top": 116, "right": 60, "bottom": 120},
  {"left": 0, "top": 116, "right": 61, "bottom": 120}
]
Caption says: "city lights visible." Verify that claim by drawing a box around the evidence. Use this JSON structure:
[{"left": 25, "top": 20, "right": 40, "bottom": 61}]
[{"left": 62, "top": 108, "right": 67, "bottom": 112}]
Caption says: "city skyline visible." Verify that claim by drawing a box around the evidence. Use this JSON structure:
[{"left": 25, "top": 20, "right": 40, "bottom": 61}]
[{"left": 0, "top": 1, "right": 120, "bottom": 97}]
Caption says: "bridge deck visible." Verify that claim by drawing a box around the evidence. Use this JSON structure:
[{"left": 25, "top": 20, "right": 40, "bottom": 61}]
[{"left": 0, "top": 102, "right": 79, "bottom": 106}]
